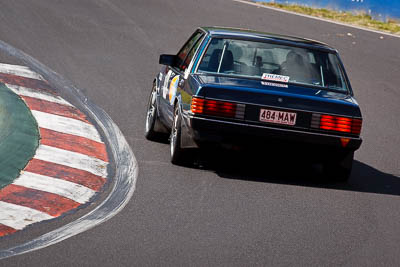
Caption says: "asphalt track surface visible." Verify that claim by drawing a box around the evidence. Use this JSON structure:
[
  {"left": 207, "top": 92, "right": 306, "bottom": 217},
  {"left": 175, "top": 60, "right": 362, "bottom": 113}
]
[{"left": 1, "top": 0, "right": 400, "bottom": 265}]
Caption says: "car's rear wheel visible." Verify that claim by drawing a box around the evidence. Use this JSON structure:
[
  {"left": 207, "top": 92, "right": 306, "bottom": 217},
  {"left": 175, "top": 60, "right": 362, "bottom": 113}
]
[
  {"left": 145, "top": 84, "right": 164, "bottom": 141},
  {"left": 170, "top": 104, "right": 188, "bottom": 165},
  {"left": 323, "top": 151, "right": 354, "bottom": 182}
]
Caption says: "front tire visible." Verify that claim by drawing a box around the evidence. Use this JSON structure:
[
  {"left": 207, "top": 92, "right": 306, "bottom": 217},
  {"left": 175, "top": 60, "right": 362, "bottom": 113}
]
[
  {"left": 145, "top": 84, "right": 163, "bottom": 141},
  {"left": 170, "top": 104, "right": 187, "bottom": 165}
]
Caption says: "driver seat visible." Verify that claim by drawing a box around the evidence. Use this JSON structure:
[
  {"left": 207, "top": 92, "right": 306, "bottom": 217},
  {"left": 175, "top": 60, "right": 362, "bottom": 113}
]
[{"left": 208, "top": 49, "right": 234, "bottom": 73}]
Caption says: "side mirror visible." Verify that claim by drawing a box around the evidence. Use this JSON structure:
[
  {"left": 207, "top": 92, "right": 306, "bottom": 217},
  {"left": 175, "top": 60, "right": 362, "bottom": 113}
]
[{"left": 159, "top": 54, "right": 176, "bottom": 66}]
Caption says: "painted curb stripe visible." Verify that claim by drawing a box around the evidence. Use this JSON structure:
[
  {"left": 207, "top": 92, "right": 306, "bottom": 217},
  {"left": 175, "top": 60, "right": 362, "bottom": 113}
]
[
  {"left": 0, "top": 201, "right": 54, "bottom": 230},
  {"left": 0, "top": 184, "right": 80, "bottom": 217},
  {"left": 0, "top": 64, "right": 109, "bottom": 238},
  {"left": 6, "top": 84, "right": 73, "bottom": 107},
  {"left": 34, "top": 145, "right": 108, "bottom": 178},
  {"left": 0, "top": 63, "right": 44, "bottom": 80},
  {"left": 0, "top": 73, "right": 55, "bottom": 95},
  {"left": 40, "top": 128, "right": 108, "bottom": 162},
  {"left": 0, "top": 224, "right": 17, "bottom": 236},
  {"left": 25, "top": 159, "right": 106, "bottom": 191},
  {"left": 21, "top": 95, "right": 90, "bottom": 124},
  {"left": 0, "top": 41, "right": 136, "bottom": 257},
  {"left": 13, "top": 172, "right": 96, "bottom": 204},
  {"left": 31, "top": 110, "right": 102, "bottom": 143}
]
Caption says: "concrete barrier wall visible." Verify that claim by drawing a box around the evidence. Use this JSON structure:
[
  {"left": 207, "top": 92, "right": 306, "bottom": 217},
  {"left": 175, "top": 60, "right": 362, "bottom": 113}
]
[{"left": 261, "top": 0, "right": 400, "bottom": 21}]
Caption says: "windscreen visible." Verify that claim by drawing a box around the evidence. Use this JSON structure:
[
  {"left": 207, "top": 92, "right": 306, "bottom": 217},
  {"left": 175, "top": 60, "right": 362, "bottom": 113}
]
[{"left": 197, "top": 38, "right": 348, "bottom": 92}]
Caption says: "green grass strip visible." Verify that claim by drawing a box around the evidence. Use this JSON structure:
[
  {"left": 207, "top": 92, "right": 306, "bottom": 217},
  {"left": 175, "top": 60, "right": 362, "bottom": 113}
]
[
  {"left": 258, "top": 2, "right": 400, "bottom": 35},
  {"left": 0, "top": 83, "right": 39, "bottom": 189}
]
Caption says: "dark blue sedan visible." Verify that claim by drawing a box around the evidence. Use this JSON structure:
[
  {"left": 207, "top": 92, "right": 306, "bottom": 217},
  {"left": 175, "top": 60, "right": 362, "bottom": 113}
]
[{"left": 145, "top": 27, "right": 362, "bottom": 181}]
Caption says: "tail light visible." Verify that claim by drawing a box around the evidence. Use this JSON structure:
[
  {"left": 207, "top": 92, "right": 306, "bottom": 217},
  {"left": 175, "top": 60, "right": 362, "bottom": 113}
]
[
  {"left": 311, "top": 113, "right": 362, "bottom": 135},
  {"left": 191, "top": 97, "right": 245, "bottom": 119}
]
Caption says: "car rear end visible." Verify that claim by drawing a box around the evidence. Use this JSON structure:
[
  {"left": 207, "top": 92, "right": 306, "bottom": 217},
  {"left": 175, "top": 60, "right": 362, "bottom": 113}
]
[
  {"left": 187, "top": 79, "right": 362, "bottom": 154},
  {"left": 184, "top": 33, "right": 363, "bottom": 180}
]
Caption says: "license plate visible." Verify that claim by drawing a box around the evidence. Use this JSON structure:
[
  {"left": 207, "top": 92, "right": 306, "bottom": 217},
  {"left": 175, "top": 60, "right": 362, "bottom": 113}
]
[{"left": 259, "top": 108, "right": 297, "bottom": 125}]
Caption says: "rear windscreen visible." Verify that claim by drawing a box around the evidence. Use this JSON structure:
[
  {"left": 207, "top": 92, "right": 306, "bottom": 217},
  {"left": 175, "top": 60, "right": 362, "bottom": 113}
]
[{"left": 197, "top": 38, "right": 349, "bottom": 92}]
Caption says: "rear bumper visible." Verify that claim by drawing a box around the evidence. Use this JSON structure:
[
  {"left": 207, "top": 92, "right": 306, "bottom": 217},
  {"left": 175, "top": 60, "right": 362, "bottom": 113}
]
[{"left": 186, "top": 115, "right": 362, "bottom": 152}]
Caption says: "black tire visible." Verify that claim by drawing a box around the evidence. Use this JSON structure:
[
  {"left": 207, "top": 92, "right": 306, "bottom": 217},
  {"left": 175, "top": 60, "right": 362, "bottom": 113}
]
[
  {"left": 323, "top": 151, "right": 354, "bottom": 182},
  {"left": 170, "top": 104, "right": 187, "bottom": 165},
  {"left": 145, "top": 84, "right": 163, "bottom": 141}
]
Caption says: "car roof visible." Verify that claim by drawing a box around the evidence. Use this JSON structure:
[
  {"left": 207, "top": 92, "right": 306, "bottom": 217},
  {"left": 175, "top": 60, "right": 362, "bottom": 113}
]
[{"left": 200, "top": 26, "right": 336, "bottom": 52}]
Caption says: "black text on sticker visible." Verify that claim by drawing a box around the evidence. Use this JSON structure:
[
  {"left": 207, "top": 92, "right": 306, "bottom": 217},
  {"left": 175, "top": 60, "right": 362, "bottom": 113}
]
[
  {"left": 261, "top": 73, "right": 290, "bottom": 83},
  {"left": 259, "top": 109, "right": 297, "bottom": 125}
]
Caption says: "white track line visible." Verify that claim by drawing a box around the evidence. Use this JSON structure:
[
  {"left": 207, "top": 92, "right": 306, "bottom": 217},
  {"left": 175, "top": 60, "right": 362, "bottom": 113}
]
[
  {"left": 233, "top": 0, "right": 400, "bottom": 39},
  {"left": 0, "top": 201, "right": 53, "bottom": 230},
  {"left": 14, "top": 172, "right": 96, "bottom": 204},
  {"left": 0, "top": 63, "right": 44, "bottom": 80},
  {"left": 31, "top": 110, "right": 102, "bottom": 143},
  {"left": 34, "top": 145, "right": 108, "bottom": 178},
  {"left": 7, "top": 84, "right": 74, "bottom": 107}
]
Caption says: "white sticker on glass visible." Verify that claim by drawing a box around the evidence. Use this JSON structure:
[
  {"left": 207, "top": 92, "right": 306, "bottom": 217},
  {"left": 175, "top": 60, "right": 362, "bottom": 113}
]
[{"left": 261, "top": 73, "right": 290, "bottom": 83}]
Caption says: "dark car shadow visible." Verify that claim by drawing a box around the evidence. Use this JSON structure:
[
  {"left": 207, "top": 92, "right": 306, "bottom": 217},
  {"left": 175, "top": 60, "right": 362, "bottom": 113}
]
[{"left": 189, "top": 148, "right": 400, "bottom": 197}]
